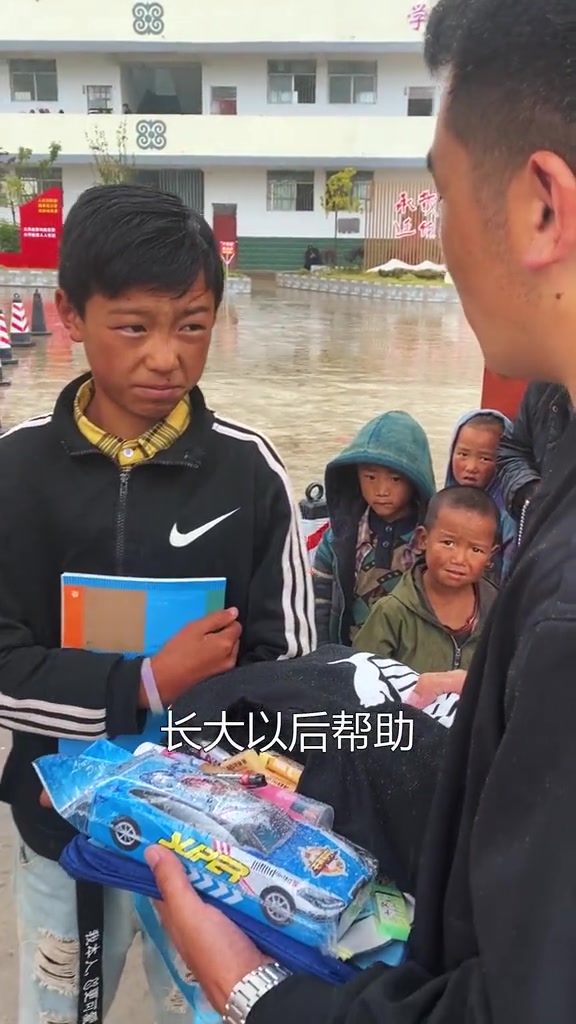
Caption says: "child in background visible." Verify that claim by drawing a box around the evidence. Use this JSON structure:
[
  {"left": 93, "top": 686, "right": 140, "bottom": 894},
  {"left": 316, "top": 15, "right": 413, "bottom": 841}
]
[
  {"left": 353, "top": 486, "right": 499, "bottom": 678},
  {"left": 313, "top": 411, "right": 436, "bottom": 645},
  {"left": 445, "top": 409, "right": 517, "bottom": 580}
]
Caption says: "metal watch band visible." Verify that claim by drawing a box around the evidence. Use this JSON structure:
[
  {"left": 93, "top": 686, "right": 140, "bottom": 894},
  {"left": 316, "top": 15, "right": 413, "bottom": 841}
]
[{"left": 223, "top": 963, "right": 292, "bottom": 1024}]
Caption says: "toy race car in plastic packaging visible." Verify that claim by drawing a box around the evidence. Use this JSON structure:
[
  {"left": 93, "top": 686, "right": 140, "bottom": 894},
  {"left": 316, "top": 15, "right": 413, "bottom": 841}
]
[{"left": 35, "top": 740, "right": 377, "bottom": 954}]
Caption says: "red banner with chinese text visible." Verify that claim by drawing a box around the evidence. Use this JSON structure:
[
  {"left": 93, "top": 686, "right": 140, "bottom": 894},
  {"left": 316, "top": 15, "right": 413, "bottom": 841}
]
[{"left": 0, "top": 187, "right": 63, "bottom": 270}]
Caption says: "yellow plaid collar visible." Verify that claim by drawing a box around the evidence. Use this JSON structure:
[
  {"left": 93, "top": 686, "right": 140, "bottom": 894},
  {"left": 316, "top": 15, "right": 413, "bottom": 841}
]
[{"left": 73, "top": 377, "right": 191, "bottom": 467}]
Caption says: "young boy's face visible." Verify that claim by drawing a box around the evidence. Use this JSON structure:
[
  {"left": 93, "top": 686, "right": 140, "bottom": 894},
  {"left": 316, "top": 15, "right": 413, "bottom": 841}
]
[
  {"left": 420, "top": 505, "right": 497, "bottom": 589},
  {"left": 452, "top": 423, "right": 501, "bottom": 490},
  {"left": 57, "top": 272, "right": 216, "bottom": 428},
  {"left": 358, "top": 464, "right": 415, "bottom": 521}
]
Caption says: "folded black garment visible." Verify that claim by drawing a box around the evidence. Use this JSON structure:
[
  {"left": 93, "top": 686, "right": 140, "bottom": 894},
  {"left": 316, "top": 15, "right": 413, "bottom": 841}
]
[{"left": 172, "top": 646, "right": 447, "bottom": 894}]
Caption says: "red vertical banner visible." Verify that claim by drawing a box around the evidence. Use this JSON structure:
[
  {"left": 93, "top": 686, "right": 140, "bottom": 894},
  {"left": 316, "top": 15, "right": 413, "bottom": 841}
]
[
  {"left": 481, "top": 369, "right": 527, "bottom": 420},
  {"left": 18, "top": 187, "right": 63, "bottom": 269}
]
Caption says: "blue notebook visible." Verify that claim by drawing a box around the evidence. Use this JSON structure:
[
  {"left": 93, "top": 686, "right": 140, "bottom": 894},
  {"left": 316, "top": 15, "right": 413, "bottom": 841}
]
[{"left": 60, "top": 572, "right": 226, "bottom": 755}]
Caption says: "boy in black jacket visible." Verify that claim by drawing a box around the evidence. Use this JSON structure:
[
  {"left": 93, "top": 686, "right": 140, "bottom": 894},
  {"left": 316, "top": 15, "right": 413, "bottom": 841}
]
[
  {"left": 1, "top": 185, "right": 314, "bottom": 1024},
  {"left": 140, "top": 4, "right": 576, "bottom": 1024}
]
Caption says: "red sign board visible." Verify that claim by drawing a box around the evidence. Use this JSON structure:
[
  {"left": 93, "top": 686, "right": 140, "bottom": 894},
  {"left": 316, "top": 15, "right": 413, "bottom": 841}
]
[
  {"left": 19, "top": 187, "right": 63, "bottom": 268},
  {"left": 0, "top": 187, "right": 63, "bottom": 270},
  {"left": 220, "top": 240, "right": 237, "bottom": 266},
  {"left": 481, "top": 369, "right": 527, "bottom": 421}
]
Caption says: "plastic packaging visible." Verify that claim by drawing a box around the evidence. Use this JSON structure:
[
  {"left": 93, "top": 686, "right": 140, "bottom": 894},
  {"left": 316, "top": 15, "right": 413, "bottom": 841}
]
[
  {"left": 258, "top": 752, "right": 303, "bottom": 787},
  {"left": 35, "top": 739, "right": 377, "bottom": 954},
  {"left": 202, "top": 749, "right": 302, "bottom": 791},
  {"left": 250, "top": 782, "right": 334, "bottom": 829},
  {"left": 135, "top": 742, "right": 333, "bottom": 828},
  {"left": 135, "top": 738, "right": 230, "bottom": 766}
]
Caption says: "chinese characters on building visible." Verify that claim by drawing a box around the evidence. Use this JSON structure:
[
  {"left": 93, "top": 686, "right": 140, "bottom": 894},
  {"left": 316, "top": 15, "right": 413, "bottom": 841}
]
[
  {"left": 393, "top": 189, "right": 439, "bottom": 240},
  {"left": 161, "top": 708, "right": 414, "bottom": 754},
  {"left": 408, "top": 3, "right": 430, "bottom": 31}
]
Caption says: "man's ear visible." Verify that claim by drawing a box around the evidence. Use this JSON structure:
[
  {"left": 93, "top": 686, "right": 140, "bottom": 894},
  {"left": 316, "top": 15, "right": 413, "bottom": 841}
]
[{"left": 523, "top": 151, "right": 576, "bottom": 271}]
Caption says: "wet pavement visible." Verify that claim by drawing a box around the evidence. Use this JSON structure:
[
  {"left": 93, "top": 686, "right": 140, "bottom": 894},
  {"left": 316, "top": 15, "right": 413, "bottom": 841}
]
[
  {"left": 0, "top": 282, "right": 482, "bottom": 493},
  {"left": 0, "top": 282, "right": 482, "bottom": 1022}
]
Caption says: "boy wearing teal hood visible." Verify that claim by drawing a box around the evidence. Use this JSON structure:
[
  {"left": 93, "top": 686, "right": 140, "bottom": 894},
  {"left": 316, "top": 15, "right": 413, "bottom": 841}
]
[{"left": 312, "top": 411, "right": 436, "bottom": 645}]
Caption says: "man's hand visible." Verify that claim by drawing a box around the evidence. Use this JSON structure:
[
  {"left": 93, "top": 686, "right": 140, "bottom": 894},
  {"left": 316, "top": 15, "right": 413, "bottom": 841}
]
[
  {"left": 145, "top": 845, "right": 273, "bottom": 1014},
  {"left": 405, "top": 669, "right": 467, "bottom": 710},
  {"left": 143, "top": 608, "right": 242, "bottom": 708}
]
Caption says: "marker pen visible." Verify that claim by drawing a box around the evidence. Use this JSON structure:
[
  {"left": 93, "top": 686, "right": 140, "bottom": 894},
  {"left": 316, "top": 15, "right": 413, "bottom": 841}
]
[{"left": 208, "top": 772, "right": 267, "bottom": 788}]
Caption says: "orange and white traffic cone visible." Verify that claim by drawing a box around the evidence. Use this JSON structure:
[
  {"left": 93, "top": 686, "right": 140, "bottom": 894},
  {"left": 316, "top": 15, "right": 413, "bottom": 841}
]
[
  {"left": 0, "top": 309, "right": 18, "bottom": 367},
  {"left": 10, "top": 293, "right": 34, "bottom": 347}
]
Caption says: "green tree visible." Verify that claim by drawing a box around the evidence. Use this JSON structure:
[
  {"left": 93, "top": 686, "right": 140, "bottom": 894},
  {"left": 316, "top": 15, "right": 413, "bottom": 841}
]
[
  {"left": 0, "top": 142, "right": 62, "bottom": 223},
  {"left": 87, "top": 120, "right": 134, "bottom": 185},
  {"left": 320, "top": 168, "right": 361, "bottom": 263}
]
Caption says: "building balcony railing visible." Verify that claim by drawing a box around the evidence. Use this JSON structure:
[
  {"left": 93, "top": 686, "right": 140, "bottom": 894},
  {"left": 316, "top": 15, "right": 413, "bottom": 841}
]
[
  {"left": 2, "top": 0, "right": 433, "bottom": 50},
  {"left": 0, "top": 113, "right": 436, "bottom": 168}
]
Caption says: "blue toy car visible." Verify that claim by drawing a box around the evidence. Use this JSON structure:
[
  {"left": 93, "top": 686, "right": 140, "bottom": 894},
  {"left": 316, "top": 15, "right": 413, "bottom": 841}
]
[{"left": 35, "top": 743, "right": 377, "bottom": 953}]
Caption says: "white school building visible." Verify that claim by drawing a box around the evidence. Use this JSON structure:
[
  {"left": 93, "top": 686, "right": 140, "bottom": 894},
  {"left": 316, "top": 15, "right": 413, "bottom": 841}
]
[{"left": 0, "top": 0, "right": 439, "bottom": 271}]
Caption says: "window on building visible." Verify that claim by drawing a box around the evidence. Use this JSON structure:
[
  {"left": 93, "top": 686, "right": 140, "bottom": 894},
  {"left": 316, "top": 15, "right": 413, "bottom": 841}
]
[
  {"left": 210, "top": 86, "right": 237, "bottom": 115},
  {"left": 328, "top": 61, "right": 377, "bottom": 104},
  {"left": 406, "top": 86, "right": 435, "bottom": 116},
  {"left": 267, "top": 61, "right": 316, "bottom": 105},
  {"left": 86, "top": 85, "right": 113, "bottom": 113},
  {"left": 324, "top": 170, "right": 373, "bottom": 206},
  {"left": 267, "top": 171, "right": 315, "bottom": 212},
  {"left": 9, "top": 59, "right": 58, "bottom": 102},
  {"left": 0, "top": 166, "right": 63, "bottom": 207},
  {"left": 352, "top": 171, "right": 373, "bottom": 204}
]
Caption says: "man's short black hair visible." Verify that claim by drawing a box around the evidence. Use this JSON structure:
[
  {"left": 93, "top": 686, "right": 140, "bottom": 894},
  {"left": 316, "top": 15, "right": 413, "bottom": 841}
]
[
  {"left": 424, "top": 485, "right": 500, "bottom": 534},
  {"left": 59, "top": 184, "right": 225, "bottom": 315},
  {"left": 424, "top": 0, "right": 576, "bottom": 179}
]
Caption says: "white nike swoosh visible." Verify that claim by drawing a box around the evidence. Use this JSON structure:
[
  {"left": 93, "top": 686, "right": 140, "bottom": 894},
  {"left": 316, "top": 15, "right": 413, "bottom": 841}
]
[{"left": 169, "top": 508, "right": 240, "bottom": 548}]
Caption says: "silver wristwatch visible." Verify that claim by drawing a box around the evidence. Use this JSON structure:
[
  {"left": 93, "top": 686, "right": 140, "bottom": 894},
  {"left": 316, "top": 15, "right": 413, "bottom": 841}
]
[{"left": 223, "top": 963, "right": 292, "bottom": 1024}]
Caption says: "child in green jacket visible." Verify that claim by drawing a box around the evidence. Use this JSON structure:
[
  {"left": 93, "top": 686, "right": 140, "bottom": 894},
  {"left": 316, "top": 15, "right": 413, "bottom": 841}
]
[{"left": 353, "top": 485, "right": 499, "bottom": 674}]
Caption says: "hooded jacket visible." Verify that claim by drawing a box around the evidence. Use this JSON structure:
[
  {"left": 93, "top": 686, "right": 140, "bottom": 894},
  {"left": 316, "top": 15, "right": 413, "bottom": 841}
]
[
  {"left": 313, "top": 412, "right": 436, "bottom": 646},
  {"left": 445, "top": 409, "right": 517, "bottom": 580},
  {"left": 247, "top": 390, "right": 576, "bottom": 1024},
  {"left": 353, "top": 561, "right": 498, "bottom": 674}
]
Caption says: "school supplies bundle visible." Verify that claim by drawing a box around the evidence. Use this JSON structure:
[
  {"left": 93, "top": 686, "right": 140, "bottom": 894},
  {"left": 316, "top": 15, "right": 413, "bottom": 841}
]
[
  {"left": 36, "top": 738, "right": 376, "bottom": 953},
  {"left": 35, "top": 739, "right": 413, "bottom": 1021}
]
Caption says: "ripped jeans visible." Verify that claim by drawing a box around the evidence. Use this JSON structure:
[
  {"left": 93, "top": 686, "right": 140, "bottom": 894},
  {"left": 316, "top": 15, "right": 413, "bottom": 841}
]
[{"left": 14, "top": 839, "right": 193, "bottom": 1024}]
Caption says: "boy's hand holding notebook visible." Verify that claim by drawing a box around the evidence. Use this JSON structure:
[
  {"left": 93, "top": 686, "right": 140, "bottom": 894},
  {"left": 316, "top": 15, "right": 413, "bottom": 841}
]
[
  {"left": 147, "top": 607, "right": 241, "bottom": 707},
  {"left": 60, "top": 573, "right": 232, "bottom": 754}
]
